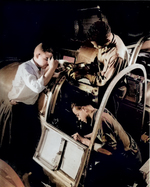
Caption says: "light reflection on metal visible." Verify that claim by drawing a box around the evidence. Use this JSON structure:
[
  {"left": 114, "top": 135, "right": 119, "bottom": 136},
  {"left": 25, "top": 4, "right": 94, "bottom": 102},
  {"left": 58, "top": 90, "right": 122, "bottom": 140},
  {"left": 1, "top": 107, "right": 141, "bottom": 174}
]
[{"left": 129, "top": 35, "right": 150, "bottom": 66}]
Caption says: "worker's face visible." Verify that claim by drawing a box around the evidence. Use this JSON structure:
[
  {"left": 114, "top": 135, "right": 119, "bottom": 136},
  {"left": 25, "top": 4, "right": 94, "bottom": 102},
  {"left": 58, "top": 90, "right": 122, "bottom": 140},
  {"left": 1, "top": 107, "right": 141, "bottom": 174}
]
[
  {"left": 36, "top": 52, "right": 53, "bottom": 69},
  {"left": 72, "top": 106, "right": 89, "bottom": 123}
]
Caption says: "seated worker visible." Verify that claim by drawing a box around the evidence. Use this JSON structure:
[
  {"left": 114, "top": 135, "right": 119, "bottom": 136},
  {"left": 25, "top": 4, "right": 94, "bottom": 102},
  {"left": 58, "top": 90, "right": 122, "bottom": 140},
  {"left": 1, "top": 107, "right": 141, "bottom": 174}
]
[
  {"left": 71, "top": 100, "right": 146, "bottom": 187},
  {"left": 7, "top": 43, "right": 59, "bottom": 186},
  {"left": 69, "top": 20, "right": 129, "bottom": 87}
]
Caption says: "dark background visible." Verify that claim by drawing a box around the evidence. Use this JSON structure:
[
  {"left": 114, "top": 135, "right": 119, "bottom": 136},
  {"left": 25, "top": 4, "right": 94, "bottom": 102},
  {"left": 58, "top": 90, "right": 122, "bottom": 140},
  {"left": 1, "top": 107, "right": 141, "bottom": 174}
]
[{"left": 0, "top": 0, "right": 150, "bottom": 61}]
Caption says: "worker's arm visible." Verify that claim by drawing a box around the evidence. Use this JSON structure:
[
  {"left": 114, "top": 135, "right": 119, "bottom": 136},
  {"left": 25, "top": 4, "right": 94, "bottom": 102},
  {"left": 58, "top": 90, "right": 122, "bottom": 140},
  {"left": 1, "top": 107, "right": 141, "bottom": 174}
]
[{"left": 43, "top": 57, "right": 58, "bottom": 86}]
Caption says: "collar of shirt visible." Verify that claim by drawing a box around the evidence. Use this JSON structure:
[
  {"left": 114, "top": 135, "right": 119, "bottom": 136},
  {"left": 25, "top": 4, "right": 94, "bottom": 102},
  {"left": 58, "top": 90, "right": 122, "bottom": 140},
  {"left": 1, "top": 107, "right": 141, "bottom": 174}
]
[
  {"left": 31, "top": 58, "right": 40, "bottom": 73},
  {"left": 30, "top": 58, "right": 45, "bottom": 76}
]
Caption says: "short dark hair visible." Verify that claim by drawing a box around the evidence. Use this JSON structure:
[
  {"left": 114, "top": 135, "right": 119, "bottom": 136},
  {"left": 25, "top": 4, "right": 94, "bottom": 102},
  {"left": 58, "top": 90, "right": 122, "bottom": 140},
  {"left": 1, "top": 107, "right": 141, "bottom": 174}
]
[
  {"left": 41, "top": 41, "right": 58, "bottom": 58},
  {"left": 42, "top": 42, "right": 54, "bottom": 53},
  {"left": 71, "top": 94, "right": 94, "bottom": 110},
  {"left": 87, "top": 20, "right": 111, "bottom": 46},
  {"left": 71, "top": 103, "right": 82, "bottom": 110}
]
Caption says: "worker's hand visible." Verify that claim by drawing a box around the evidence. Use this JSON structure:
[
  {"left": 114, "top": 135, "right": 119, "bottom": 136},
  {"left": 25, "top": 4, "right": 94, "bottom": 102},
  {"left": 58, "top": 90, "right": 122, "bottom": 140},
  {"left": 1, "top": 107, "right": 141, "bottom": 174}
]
[
  {"left": 72, "top": 133, "right": 82, "bottom": 141},
  {"left": 10, "top": 100, "right": 18, "bottom": 105},
  {"left": 48, "top": 56, "right": 58, "bottom": 70},
  {"left": 72, "top": 133, "right": 90, "bottom": 146},
  {"left": 141, "top": 132, "right": 150, "bottom": 143}
]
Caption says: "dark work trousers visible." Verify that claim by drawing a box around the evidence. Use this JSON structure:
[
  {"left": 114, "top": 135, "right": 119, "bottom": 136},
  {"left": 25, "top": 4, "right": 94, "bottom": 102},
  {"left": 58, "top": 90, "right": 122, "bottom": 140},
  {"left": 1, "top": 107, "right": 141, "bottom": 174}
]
[
  {"left": 10, "top": 102, "right": 41, "bottom": 174},
  {"left": 84, "top": 150, "right": 142, "bottom": 187}
]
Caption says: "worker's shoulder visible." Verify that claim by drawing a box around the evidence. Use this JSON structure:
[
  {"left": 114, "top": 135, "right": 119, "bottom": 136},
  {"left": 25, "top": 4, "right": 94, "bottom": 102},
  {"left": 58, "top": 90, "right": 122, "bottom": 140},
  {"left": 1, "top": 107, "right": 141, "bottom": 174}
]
[
  {"left": 19, "top": 60, "right": 34, "bottom": 71},
  {"left": 114, "top": 34, "right": 128, "bottom": 58}
]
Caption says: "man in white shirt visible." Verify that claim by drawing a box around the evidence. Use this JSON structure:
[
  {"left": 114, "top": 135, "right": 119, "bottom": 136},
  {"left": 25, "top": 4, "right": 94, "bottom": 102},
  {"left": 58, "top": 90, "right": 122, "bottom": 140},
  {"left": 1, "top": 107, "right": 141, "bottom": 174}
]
[
  {"left": 8, "top": 43, "right": 58, "bottom": 104},
  {"left": 7, "top": 43, "right": 58, "bottom": 185}
]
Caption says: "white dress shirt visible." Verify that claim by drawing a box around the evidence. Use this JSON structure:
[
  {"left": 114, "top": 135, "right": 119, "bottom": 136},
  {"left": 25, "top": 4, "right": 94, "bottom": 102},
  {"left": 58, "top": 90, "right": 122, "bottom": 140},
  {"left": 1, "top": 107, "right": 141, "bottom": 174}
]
[{"left": 8, "top": 59, "right": 45, "bottom": 105}]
